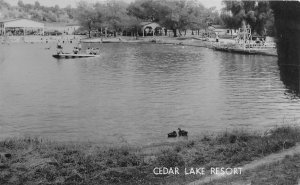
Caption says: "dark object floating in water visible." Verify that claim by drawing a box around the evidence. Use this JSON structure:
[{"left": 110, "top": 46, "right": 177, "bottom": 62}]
[
  {"left": 178, "top": 128, "right": 188, "bottom": 137},
  {"left": 4, "top": 153, "right": 11, "bottom": 158},
  {"left": 168, "top": 131, "right": 177, "bottom": 138},
  {"left": 0, "top": 152, "right": 11, "bottom": 159},
  {"left": 52, "top": 53, "right": 100, "bottom": 59}
]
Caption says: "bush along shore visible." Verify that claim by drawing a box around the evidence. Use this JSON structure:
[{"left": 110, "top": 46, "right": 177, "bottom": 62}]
[{"left": 0, "top": 126, "right": 299, "bottom": 185}]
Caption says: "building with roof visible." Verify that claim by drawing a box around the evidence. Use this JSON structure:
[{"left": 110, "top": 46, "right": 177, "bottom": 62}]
[
  {"left": 140, "top": 22, "right": 164, "bottom": 37},
  {"left": 0, "top": 18, "right": 44, "bottom": 36},
  {"left": 206, "top": 24, "right": 238, "bottom": 38},
  {"left": 65, "top": 24, "right": 81, "bottom": 35},
  {"left": 44, "top": 22, "right": 81, "bottom": 35}
]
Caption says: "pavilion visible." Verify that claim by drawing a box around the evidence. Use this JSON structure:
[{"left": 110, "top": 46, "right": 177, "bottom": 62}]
[
  {"left": 140, "top": 22, "right": 164, "bottom": 37},
  {"left": 0, "top": 18, "right": 44, "bottom": 36}
]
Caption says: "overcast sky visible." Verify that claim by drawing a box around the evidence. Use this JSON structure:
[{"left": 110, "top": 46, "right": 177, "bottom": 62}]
[{"left": 8, "top": 0, "right": 223, "bottom": 10}]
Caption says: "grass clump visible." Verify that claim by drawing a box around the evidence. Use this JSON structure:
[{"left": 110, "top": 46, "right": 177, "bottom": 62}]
[
  {"left": 204, "top": 126, "right": 300, "bottom": 165},
  {"left": 155, "top": 149, "right": 185, "bottom": 168}
]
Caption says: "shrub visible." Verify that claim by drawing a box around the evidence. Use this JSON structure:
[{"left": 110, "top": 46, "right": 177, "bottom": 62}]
[
  {"left": 174, "top": 145, "right": 182, "bottom": 152},
  {"left": 155, "top": 150, "right": 185, "bottom": 168},
  {"left": 193, "top": 154, "right": 207, "bottom": 165},
  {"left": 186, "top": 140, "right": 195, "bottom": 148}
]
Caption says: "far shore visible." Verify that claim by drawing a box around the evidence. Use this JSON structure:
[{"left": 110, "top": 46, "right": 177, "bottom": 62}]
[
  {"left": 0, "top": 125, "right": 299, "bottom": 185},
  {"left": 80, "top": 35, "right": 235, "bottom": 49},
  {"left": 1, "top": 35, "right": 277, "bottom": 56}
]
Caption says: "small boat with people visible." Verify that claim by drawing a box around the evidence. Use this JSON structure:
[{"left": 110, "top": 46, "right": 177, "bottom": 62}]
[
  {"left": 52, "top": 53, "right": 100, "bottom": 59},
  {"left": 53, "top": 41, "right": 100, "bottom": 59}
]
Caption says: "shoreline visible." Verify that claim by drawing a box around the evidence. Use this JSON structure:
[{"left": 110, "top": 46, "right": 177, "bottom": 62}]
[
  {"left": 80, "top": 36, "right": 278, "bottom": 57},
  {"left": 0, "top": 35, "right": 85, "bottom": 44},
  {"left": 1, "top": 35, "right": 277, "bottom": 57},
  {"left": 1, "top": 125, "right": 299, "bottom": 185}
]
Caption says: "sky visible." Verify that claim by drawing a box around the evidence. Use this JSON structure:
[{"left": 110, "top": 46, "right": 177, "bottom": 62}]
[{"left": 8, "top": 0, "right": 223, "bottom": 10}]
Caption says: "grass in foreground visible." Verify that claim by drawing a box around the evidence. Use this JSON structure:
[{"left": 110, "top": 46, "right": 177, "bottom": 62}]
[
  {"left": 0, "top": 125, "right": 299, "bottom": 185},
  {"left": 204, "top": 153, "right": 300, "bottom": 185}
]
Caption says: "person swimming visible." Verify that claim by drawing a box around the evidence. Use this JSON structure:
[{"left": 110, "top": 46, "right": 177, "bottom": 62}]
[
  {"left": 73, "top": 47, "right": 79, "bottom": 54},
  {"left": 86, "top": 48, "right": 91, "bottom": 54},
  {"left": 56, "top": 40, "right": 63, "bottom": 54}
]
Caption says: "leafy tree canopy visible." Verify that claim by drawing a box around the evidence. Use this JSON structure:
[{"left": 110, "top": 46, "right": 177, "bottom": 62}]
[
  {"left": 221, "top": 0, "right": 274, "bottom": 36},
  {"left": 127, "top": 0, "right": 220, "bottom": 36}
]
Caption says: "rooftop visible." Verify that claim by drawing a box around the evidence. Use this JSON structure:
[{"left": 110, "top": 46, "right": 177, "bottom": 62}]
[{"left": 0, "top": 18, "right": 42, "bottom": 23}]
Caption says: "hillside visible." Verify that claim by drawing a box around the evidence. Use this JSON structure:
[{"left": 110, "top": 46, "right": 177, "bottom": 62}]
[{"left": 0, "top": 0, "right": 74, "bottom": 23}]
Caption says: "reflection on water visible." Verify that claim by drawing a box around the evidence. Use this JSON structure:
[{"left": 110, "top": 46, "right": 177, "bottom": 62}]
[
  {"left": 279, "top": 65, "right": 300, "bottom": 97},
  {"left": 0, "top": 43, "right": 299, "bottom": 145}
]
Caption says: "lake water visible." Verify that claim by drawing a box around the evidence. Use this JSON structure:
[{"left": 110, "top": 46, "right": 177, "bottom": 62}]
[{"left": 0, "top": 42, "right": 299, "bottom": 145}]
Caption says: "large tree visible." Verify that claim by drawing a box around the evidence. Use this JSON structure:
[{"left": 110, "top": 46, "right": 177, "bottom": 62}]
[
  {"left": 76, "top": 1, "right": 104, "bottom": 38},
  {"left": 221, "top": 0, "right": 274, "bottom": 36},
  {"left": 103, "top": 0, "right": 131, "bottom": 36}
]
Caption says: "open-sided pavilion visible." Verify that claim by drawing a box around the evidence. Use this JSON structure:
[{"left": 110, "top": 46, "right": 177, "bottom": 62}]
[
  {"left": 140, "top": 22, "right": 164, "bottom": 37},
  {"left": 0, "top": 18, "right": 44, "bottom": 36}
]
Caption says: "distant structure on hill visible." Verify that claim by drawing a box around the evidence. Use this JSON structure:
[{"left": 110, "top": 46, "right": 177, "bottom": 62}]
[{"left": 44, "top": 22, "right": 81, "bottom": 36}]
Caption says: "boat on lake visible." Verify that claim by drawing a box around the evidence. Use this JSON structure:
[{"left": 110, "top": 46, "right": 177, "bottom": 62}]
[
  {"left": 53, "top": 45, "right": 100, "bottom": 59},
  {"left": 52, "top": 53, "right": 100, "bottom": 59}
]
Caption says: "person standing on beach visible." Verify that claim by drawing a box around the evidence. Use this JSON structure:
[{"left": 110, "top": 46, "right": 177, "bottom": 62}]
[
  {"left": 73, "top": 47, "right": 79, "bottom": 54},
  {"left": 78, "top": 42, "right": 82, "bottom": 51}
]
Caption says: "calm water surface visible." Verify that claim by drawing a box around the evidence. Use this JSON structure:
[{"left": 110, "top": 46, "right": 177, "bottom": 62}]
[{"left": 0, "top": 42, "right": 299, "bottom": 145}]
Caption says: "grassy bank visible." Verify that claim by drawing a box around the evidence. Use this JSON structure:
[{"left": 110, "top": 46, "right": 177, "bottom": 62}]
[
  {"left": 204, "top": 153, "right": 300, "bottom": 185},
  {"left": 0, "top": 126, "right": 299, "bottom": 185}
]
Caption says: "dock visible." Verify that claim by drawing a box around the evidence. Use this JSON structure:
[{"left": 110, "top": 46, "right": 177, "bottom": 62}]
[{"left": 213, "top": 46, "right": 277, "bottom": 56}]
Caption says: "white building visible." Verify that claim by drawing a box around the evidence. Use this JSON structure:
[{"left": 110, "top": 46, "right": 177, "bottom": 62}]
[
  {"left": 0, "top": 18, "right": 44, "bottom": 36},
  {"left": 65, "top": 24, "right": 81, "bottom": 35},
  {"left": 207, "top": 25, "right": 238, "bottom": 38},
  {"left": 44, "top": 22, "right": 81, "bottom": 35}
]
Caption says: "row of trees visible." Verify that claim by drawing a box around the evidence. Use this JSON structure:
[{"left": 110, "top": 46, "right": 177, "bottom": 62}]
[
  {"left": 76, "top": 0, "right": 275, "bottom": 38},
  {"left": 76, "top": 0, "right": 137, "bottom": 37},
  {"left": 75, "top": 0, "right": 221, "bottom": 37},
  {"left": 0, "top": 0, "right": 275, "bottom": 37}
]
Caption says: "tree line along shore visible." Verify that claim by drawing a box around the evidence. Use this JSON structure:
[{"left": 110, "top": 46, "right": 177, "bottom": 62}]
[
  {"left": 1, "top": 0, "right": 274, "bottom": 39},
  {"left": 0, "top": 125, "right": 299, "bottom": 185}
]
